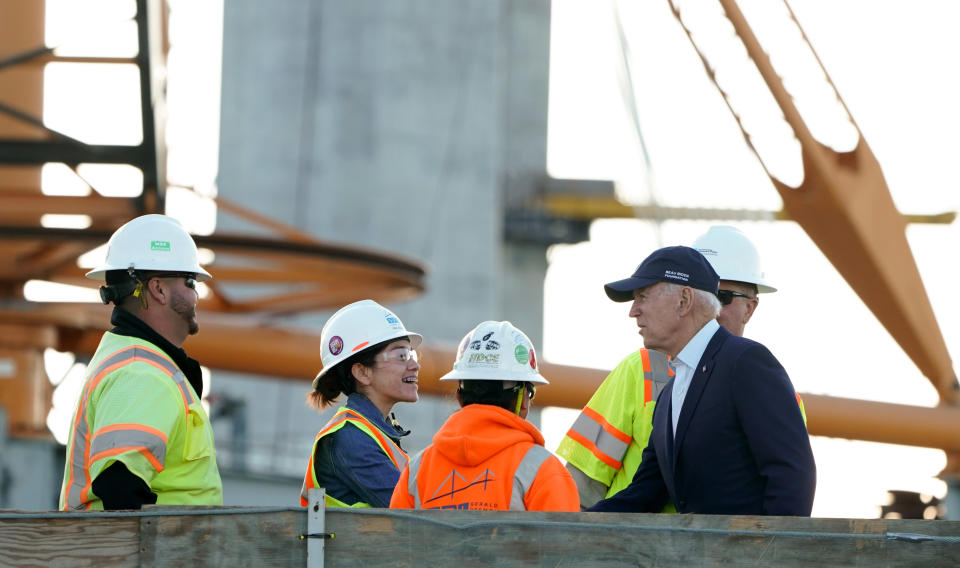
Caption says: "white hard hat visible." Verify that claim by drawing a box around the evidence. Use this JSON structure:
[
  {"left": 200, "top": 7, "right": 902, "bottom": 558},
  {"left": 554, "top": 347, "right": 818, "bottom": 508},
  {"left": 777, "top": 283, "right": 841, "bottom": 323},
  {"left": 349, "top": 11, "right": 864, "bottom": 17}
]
[
  {"left": 692, "top": 225, "right": 776, "bottom": 293},
  {"left": 86, "top": 214, "right": 212, "bottom": 281},
  {"left": 440, "top": 321, "right": 548, "bottom": 384},
  {"left": 312, "top": 299, "right": 422, "bottom": 388}
]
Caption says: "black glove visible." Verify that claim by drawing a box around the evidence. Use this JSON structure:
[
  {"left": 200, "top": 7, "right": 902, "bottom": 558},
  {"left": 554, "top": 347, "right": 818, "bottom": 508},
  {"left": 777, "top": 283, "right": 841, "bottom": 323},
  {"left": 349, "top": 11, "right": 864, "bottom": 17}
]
[{"left": 91, "top": 461, "right": 158, "bottom": 510}]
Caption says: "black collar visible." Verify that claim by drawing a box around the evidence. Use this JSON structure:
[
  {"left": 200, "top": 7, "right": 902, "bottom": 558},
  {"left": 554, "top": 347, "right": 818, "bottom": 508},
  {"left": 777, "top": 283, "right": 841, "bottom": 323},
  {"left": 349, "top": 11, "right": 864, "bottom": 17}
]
[{"left": 108, "top": 307, "right": 204, "bottom": 397}]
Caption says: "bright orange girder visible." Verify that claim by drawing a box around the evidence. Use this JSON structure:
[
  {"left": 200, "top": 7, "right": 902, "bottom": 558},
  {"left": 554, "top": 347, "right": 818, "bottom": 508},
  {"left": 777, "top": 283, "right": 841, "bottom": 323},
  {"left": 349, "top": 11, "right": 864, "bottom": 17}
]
[{"left": 703, "top": 0, "right": 957, "bottom": 403}]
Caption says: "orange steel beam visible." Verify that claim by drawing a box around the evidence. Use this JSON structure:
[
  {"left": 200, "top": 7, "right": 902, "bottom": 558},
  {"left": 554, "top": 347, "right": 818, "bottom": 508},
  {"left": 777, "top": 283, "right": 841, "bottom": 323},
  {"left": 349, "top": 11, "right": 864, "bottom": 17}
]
[
  {"left": 0, "top": 322, "right": 56, "bottom": 436},
  {"left": 13, "top": 241, "right": 91, "bottom": 281},
  {"left": 541, "top": 194, "right": 956, "bottom": 226},
  {"left": 0, "top": 194, "right": 139, "bottom": 222},
  {"left": 190, "top": 334, "right": 960, "bottom": 453},
  {"left": 0, "top": 224, "right": 427, "bottom": 315},
  {"left": 214, "top": 196, "right": 320, "bottom": 244},
  {"left": 8, "top": 54, "right": 138, "bottom": 67},
  {"left": 671, "top": 1, "right": 958, "bottom": 403},
  {"left": 12, "top": 305, "right": 955, "bottom": 453},
  {"left": 0, "top": 0, "right": 44, "bottom": 140},
  {"left": 801, "top": 393, "right": 960, "bottom": 452}
]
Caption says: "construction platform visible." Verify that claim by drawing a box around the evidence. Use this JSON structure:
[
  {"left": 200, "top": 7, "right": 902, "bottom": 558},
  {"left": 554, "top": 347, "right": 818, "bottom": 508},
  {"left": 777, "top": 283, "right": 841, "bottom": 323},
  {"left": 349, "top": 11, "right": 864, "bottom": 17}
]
[{"left": 1, "top": 504, "right": 958, "bottom": 567}]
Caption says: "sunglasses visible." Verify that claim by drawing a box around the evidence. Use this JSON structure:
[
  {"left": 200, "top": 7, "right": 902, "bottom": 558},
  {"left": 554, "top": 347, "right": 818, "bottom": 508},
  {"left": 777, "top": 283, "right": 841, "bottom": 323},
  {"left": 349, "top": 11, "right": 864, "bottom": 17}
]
[
  {"left": 717, "top": 289, "right": 753, "bottom": 306},
  {"left": 162, "top": 272, "right": 198, "bottom": 290},
  {"left": 138, "top": 271, "right": 197, "bottom": 290}
]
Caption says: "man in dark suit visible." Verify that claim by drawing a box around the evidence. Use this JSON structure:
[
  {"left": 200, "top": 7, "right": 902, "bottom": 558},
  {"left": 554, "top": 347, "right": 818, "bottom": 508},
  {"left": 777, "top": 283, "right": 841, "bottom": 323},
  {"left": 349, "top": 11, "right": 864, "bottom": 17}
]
[{"left": 588, "top": 246, "right": 816, "bottom": 515}]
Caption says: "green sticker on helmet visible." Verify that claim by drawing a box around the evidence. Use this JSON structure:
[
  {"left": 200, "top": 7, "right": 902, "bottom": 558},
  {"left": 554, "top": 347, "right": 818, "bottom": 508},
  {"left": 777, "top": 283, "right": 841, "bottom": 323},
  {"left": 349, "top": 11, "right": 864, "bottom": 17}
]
[
  {"left": 514, "top": 344, "right": 528, "bottom": 364},
  {"left": 150, "top": 240, "right": 171, "bottom": 252}
]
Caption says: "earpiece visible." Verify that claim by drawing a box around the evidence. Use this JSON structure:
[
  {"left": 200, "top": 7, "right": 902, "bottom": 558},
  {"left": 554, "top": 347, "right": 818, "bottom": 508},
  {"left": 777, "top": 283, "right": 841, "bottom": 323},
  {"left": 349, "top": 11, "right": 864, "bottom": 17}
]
[
  {"left": 99, "top": 286, "right": 118, "bottom": 305},
  {"left": 98, "top": 279, "right": 139, "bottom": 305}
]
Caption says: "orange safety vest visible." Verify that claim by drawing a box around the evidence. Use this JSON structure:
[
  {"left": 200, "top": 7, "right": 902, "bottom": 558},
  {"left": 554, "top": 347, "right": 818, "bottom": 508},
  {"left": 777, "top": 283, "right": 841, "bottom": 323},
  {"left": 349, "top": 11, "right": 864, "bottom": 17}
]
[{"left": 300, "top": 407, "right": 408, "bottom": 507}]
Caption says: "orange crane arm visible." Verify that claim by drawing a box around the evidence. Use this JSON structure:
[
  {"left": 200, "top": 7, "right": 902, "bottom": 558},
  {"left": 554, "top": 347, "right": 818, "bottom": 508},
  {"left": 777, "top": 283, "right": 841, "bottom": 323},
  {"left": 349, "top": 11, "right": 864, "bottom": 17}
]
[{"left": 670, "top": 0, "right": 957, "bottom": 403}]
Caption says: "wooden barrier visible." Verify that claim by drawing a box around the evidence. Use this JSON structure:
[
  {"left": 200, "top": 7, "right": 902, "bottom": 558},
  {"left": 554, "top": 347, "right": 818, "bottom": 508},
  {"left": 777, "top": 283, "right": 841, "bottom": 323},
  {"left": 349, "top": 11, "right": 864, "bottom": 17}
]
[{"left": 1, "top": 507, "right": 958, "bottom": 567}]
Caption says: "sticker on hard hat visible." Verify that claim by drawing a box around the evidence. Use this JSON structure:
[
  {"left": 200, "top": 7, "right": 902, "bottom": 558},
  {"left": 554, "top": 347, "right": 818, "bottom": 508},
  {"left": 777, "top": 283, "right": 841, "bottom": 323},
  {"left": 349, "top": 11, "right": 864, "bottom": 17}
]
[
  {"left": 514, "top": 344, "right": 528, "bottom": 364},
  {"left": 384, "top": 311, "right": 402, "bottom": 328},
  {"left": 485, "top": 340, "right": 500, "bottom": 351},
  {"left": 151, "top": 240, "right": 171, "bottom": 252},
  {"left": 469, "top": 340, "right": 482, "bottom": 351},
  {"left": 329, "top": 336, "right": 343, "bottom": 356},
  {"left": 529, "top": 348, "right": 537, "bottom": 370},
  {"left": 466, "top": 353, "right": 500, "bottom": 367}
]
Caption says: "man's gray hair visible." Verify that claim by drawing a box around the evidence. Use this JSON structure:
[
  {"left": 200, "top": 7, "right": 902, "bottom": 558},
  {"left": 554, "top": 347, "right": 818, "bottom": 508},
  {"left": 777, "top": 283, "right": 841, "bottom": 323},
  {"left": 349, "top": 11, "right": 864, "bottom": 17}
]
[
  {"left": 660, "top": 283, "right": 721, "bottom": 321},
  {"left": 693, "top": 288, "right": 721, "bottom": 319}
]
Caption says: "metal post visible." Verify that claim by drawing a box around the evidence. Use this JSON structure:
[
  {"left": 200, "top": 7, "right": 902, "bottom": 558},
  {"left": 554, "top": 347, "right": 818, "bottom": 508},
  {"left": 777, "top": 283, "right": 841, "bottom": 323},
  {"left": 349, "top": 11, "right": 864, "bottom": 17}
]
[
  {"left": 307, "top": 487, "right": 326, "bottom": 568},
  {"left": 943, "top": 477, "right": 960, "bottom": 521},
  {"left": 0, "top": 406, "right": 7, "bottom": 508}
]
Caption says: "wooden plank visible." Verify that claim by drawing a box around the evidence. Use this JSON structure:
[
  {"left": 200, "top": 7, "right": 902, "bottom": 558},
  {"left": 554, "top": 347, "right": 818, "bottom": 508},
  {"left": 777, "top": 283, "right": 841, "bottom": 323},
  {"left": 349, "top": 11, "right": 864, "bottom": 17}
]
[
  {"left": 138, "top": 508, "right": 306, "bottom": 567},
  {"left": 1, "top": 508, "right": 958, "bottom": 567},
  {"left": 323, "top": 510, "right": 960, "bottom": 568},
  {"left": 0, "top": 513, "right": 138, "bottom": 568}
]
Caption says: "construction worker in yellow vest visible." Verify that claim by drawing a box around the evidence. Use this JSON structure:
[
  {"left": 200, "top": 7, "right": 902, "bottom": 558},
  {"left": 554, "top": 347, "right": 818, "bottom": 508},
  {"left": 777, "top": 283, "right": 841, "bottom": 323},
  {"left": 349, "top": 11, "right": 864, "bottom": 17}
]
[
  {"left": 557, "top": 225, "right": 805, "bottom": 508},
  {"left": 59, "top": 214, "right": 222, "bottom": 510},
  {"left": 301, "top": 300, "right": 422, "bottom": 508}
]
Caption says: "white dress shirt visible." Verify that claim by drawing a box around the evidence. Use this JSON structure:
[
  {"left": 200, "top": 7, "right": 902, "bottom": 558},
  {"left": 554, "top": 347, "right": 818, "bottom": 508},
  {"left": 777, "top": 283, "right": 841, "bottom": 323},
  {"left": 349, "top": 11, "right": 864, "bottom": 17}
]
[{"left": 671, "top": 319, "right": 720, "bottom": 437}]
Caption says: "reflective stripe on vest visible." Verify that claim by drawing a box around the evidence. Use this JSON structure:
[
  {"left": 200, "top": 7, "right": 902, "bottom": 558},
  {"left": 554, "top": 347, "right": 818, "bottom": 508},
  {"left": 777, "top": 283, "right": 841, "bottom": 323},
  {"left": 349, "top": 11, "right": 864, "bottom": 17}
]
[
  {"left": 564, "top": 407, "right": 631, "bottom": 470},
  {"left": 406, "top": 450, "right": 424, "bottom": 508},
  {"left": 796, "top": 392, "right": 808, "bottom": 426},
  {"left": 644, "top": 348, "right": 674, "bottom": 401},
  {"left": 508, "top": 445, "right": 552, "bottom": 511},
  {"left": 405, "top": 444, "right": 551, "bottom": 511},
  {"left": 89, "top": 423, "right": 168, "bottom": 471},
  {"left": 562, "top": 350, "right": 671, "bottom": 470},
  {"left": 300, "top": 407, "right": 408, "bottom": 507},
  {"left": 62, "top": 345, "right": 190, "bottom": 511}
]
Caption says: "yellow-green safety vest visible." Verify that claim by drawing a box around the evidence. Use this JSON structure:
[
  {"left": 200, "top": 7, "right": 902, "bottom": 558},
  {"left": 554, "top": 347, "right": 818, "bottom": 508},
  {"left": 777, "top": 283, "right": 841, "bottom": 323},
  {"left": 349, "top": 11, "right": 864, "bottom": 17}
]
[
  {"left": 300, "top": 406, "right": 408, "bottom": 508},
  {"left": 557, "top": 349, "right": 672, "bottom": 499},
  {"left": 59, "top": 332, "right": 222, "bottom": 510}
]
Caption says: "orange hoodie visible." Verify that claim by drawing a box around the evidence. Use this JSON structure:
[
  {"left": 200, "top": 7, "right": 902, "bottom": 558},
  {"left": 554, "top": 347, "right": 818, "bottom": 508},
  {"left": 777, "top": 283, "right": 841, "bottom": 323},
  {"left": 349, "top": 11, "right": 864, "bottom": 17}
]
[{"left": 390, "top": 404, "right": 579, "bottom": 511}]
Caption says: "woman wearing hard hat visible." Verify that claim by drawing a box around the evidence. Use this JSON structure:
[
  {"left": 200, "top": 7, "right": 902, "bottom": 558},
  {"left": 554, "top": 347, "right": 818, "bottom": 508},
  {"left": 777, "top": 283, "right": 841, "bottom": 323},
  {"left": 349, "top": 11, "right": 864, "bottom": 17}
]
[
  {"left": 389, "top": 321, "right": 579, "bottom": 511},
  {"left": 300, "top": 299, "right": 422, "bottom": 508}
]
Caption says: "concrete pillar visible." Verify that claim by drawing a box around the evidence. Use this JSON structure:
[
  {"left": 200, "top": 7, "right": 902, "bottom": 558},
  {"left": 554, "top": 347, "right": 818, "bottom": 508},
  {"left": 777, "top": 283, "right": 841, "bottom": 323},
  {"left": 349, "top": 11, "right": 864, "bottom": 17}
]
[{"left": 215, "top": 1, "right": 554, "bottom": 491}]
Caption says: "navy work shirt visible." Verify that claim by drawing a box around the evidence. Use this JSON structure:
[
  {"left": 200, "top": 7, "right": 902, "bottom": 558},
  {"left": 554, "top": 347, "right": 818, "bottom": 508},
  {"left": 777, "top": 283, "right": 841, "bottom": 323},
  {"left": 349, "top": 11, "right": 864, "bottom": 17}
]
[{"left": 312, "top": 394, "right": 410, "bottom": 507}]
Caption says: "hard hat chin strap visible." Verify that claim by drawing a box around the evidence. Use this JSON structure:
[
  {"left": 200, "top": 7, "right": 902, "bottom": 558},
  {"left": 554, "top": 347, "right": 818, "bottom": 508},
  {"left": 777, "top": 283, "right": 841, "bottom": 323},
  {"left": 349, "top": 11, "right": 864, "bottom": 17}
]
[
  {"left": 125, "top": 266, "right": 149, "bottom": 309},
  {"left": 132, "top": 280, "right": 148, "bottom": 309}
]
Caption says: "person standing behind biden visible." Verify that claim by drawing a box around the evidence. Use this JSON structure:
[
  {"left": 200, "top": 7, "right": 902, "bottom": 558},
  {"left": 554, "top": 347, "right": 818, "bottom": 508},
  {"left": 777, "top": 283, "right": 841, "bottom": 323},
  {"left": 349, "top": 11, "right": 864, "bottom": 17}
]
[{"left": 588, "top": 246, "right": 815, "bottom": 515}]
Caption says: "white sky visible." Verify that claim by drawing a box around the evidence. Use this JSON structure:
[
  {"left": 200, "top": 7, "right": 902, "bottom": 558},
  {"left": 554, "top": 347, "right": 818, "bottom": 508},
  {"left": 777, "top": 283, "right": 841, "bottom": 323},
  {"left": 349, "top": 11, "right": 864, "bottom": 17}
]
[{"left": 541, "top": 0, "right": 960, "bottom": 518}]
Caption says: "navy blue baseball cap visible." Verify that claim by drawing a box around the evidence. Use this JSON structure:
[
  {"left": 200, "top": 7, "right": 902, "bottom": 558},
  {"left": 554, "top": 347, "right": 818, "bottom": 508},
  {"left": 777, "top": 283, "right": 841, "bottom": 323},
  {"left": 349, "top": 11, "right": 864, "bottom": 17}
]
[{"left": 604, "top": 245, "right": 720, "bottom": 302}]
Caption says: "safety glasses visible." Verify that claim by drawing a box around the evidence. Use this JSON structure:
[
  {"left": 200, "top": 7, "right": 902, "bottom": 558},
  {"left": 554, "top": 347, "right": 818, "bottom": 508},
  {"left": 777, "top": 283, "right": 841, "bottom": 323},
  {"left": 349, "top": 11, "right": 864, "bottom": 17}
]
[
  {"left": 509, "top": 382, "right": 536, "bottom": 400},
  {"left": 139, "top": 271, "right": 197, "bottom": 290},
  {"left": 161, "top": 272, "right": 198, "bottom": 290},
  {"left": 378, "top": 347, "right": 418, "bottom": 364},
  {"left": 717, "top": 289, "right": 752, "bottom": 306}
]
